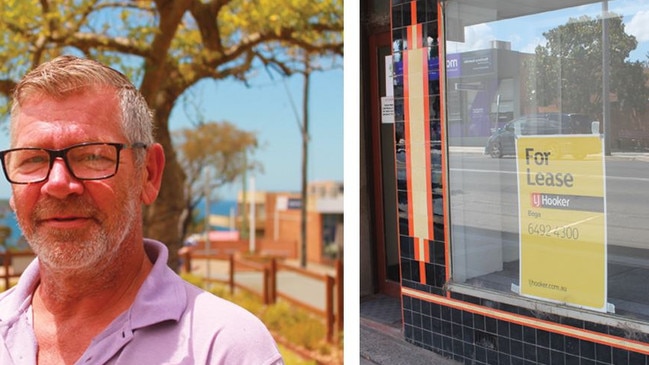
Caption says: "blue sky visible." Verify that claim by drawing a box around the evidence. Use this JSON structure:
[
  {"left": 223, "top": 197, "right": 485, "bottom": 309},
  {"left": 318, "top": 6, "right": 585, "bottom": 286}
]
[
  {"left": 447, "top": 0, "right": 649, "bottom": 62},
  {"left": 0, "top": 63, "right": 343, "bottom": 201},
  {"left": 168, "top": 65, "right": 343, "bottom": 200}
]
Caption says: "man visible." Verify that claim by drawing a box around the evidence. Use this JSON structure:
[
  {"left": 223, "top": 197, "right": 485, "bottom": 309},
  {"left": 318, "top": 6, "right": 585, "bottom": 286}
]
[{"left": 0, "top": 55, "right": 283, "bottom": 365}]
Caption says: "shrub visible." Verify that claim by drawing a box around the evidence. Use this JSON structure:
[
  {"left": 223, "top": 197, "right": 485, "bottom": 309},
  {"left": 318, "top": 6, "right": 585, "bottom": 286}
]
[
  {"left": 261, "top": 300, "right": 326, "bottom": 351},
  {"left": 182, "top": 275, "right": 339, "bottom": 361},
  {"left": 180, "top": 273, "right": 204, "bottom": 288}
]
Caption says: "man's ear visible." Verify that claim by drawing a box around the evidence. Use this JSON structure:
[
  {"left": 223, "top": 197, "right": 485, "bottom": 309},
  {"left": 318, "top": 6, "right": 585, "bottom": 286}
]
[{"left": 141, "top": 143, "right": 165, "bottom": 205}]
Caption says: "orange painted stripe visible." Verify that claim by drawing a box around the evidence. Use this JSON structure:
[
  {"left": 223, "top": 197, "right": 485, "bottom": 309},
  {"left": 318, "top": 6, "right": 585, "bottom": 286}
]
[
  {"left": 404, "top": 22, "right": 432, "bottom": 241},
  {"left": 419, "top": 260, "right": 427, "bottom": 284},
  {"left": 423, "top": 238, "right": 430, "bottom": 264},
  {"left": 407, "top": 23, "right": 415, "bottom": 50},
  {"left": 410, "top": 1, "right": 417, "bottom": 28},
  {"left": 413, "top": 237, "right": 420, "bottom": 261},
  {"left": 403, "top": 47, "right": 414, "bottom": 237},
  {"left": 418, "top": 237, "right": 425, "bottom": 263},
  {"left": 437, "top": 2, "right": 452, "bottom": 294},
  {"left": 405, "top": 23, "right": 423, "bottom": 239},
  {"left": 402, "top": 287, "right": 649, "bottom": 355},
  {"left": 421, "top": 46, "right": 434, "bottom": 240}
]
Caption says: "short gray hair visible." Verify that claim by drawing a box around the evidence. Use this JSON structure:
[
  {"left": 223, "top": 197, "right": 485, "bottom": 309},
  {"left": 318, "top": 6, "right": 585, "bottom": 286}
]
[{"left": 10, "top": 55, "right": 155, "bottom": 163}]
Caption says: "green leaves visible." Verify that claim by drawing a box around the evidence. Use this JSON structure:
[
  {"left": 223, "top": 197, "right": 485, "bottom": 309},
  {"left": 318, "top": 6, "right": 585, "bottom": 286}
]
[
  {"left": 534, "top": 13, "right": 645, "bottom": 116},
  {"left": 0, "top": 0, "right": 342, "bottom": 259},
  {"left": 174, "top": 120, "right": 260, "bottom": 199}
]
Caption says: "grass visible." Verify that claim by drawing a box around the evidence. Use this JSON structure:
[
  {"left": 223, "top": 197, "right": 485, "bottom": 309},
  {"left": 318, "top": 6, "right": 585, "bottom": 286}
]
[
  {"left": 181, "top": 273, "right": 343, "bottom": 364},
  {"left": 278, "top": 344, "right": 318, "bottom": 365}
]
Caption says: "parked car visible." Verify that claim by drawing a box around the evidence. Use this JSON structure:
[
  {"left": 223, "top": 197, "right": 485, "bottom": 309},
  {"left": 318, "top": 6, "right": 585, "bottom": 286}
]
[{"left": 484, "top": 113, "right": 593, "bottom": 158}]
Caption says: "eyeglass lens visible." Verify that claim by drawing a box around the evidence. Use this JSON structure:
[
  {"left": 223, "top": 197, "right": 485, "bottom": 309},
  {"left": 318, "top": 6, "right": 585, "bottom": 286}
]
[{"left": 4, "top": 144, "right": 120, "bottom": 183}]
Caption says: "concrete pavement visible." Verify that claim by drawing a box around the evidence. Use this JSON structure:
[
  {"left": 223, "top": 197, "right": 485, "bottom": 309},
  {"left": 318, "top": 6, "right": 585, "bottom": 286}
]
[
  {"left": 360, "top": 294, "right": 461, "bottom": 365},
  {"left": 360, "top": 318, "right": 461, "bottom": 365}
]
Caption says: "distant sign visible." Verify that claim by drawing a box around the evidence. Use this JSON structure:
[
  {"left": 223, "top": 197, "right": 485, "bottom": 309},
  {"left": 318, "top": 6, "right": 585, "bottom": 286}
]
[
  {"left": 277, "top": 196, "right": 302, "bottom": 210},
  {"left": 454, "top": 82, "right": 485, "bottom": 91},
  {"left": 516, "top": 135, "right": 607, "bottom": 312},
  {"left": 287, "top": 198, "right": 302, "bottom": 209},
  {"left": 461, "top": 49, "right": 494, "bottom": 76}
]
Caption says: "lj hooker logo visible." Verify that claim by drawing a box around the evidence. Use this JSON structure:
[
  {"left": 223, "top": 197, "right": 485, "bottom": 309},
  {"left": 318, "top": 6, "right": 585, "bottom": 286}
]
[
  {"left": 531, "top": 193, "right": 571, "bottom": 209},
  {"left": 531, "top": 192, "right": 603, "bottom": 212}
]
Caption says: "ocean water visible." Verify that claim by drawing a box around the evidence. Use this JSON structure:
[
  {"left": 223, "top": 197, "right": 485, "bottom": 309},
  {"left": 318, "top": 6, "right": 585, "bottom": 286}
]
[
  {"left": 0, "top": 202, "right": 23, "bottom": 249},
  {"left": 209, "top": 200, "right": 238, "bottom": 217},
  {"left": 0, "top": 199, "right": 239, "bottom": 249},
  {"left": 198, "top": 199, "right": 238, "bottom": 231}
]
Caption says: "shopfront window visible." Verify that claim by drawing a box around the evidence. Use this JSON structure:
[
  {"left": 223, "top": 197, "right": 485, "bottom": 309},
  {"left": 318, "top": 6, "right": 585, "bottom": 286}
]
[{"left": 445, "top": 0, "right": 649, "bottom": 321}]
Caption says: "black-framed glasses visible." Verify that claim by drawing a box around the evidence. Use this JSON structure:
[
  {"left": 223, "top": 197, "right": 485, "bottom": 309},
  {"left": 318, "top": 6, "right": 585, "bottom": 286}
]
[{"left": 0, "top": 142, "right": 147, "bottom": 184}]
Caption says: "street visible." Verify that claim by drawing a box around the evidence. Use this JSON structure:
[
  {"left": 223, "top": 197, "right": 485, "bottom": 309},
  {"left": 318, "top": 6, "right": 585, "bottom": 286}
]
[
  {"left": 448, "top": 151, "right": 649, "bottom": 251},
  {"left": 445, "top": 150, "right": 649, "bottom": 318}
]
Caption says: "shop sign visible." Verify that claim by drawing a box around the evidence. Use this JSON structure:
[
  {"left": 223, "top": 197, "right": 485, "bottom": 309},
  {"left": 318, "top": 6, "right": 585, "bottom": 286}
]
[
  {"left": 382, "top": 55, "right": 395, "bottom": 124},
  {"left": 381, "top": 97, "right": 395, "bottom": 124},
  {"left": 446, "top": 53, "right": 461, "bottom": 78},
  {"left": 516, "top": 135, "right": 607, "bottom": 312},
  {"left": 460, "top": 49, "right": 494, "bottom": 76}
]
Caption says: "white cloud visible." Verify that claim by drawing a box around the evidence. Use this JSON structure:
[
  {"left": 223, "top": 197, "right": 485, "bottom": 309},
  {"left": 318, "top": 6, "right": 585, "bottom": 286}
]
[
  {"left": 520, "top": 37, "right": 547, "bottom": 55},
  {"left": 447, "top": 23, "right": 495, "bottom": 52},
  {"left": 626, "top": 10, "right": 649, "bottom": 42},
  {"left": 447, "top": 22, "right": 547, "bottom": 55}
]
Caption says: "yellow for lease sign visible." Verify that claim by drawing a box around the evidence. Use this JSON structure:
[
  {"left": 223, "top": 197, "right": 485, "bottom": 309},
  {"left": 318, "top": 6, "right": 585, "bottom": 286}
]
[{"left": 516, "top": 135, "right": 607, "bottom": 312}]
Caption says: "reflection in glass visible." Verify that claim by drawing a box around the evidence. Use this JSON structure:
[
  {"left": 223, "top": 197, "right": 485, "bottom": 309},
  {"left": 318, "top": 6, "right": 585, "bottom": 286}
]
[{"left": 446, "top": 0, "right": 649, "bottom": 321}]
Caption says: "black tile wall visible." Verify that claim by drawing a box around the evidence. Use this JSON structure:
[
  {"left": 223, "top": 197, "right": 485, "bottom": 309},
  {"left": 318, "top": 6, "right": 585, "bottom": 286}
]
[
  {"left": 403, "top": 293, "right": 649, "bottom": 365},
  {"left": 391, "top": 1, "right": 649, "bottom": 364},
  {"left": 399, "top": 235, "right": 413, "bottom": 259},
  {"left": 392, "top": 3, "right": 405, "bottom": 28},
  {"left": 393, "top": 2, "right": 445, "bottom": 293}
]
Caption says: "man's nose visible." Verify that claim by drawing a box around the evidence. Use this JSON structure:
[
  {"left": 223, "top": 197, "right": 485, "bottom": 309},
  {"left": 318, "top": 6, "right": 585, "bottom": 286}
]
[
  {"left": 48, "top": 158, "right": 75, "bottom": 181},
  {"left": 41, "top": 158, "right": 84, "bottom": 198}
]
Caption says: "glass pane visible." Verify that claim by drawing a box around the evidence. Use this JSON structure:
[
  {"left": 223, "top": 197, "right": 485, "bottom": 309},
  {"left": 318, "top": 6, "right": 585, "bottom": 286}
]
[{"left": 446, "top": 0, "right": 649, "bottom": 320}]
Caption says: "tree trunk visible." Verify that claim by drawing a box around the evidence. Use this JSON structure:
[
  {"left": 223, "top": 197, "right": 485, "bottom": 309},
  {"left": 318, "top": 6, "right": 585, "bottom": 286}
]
[
  {"left": 142, "top": 87, "right": 187, "bottom": 270},
  {"left": 137, "top": 1, "right": 192, "bottom": 270}
]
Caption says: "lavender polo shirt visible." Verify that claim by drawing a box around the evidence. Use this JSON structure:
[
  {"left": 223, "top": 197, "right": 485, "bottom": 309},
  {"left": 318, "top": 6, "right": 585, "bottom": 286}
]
[{"left": 0, "top": 239, "right": 284, "bottom": 364}]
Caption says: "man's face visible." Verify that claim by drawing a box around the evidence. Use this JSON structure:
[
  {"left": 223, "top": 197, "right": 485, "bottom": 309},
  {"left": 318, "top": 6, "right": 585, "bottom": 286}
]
[{"left": 9, "top": 88, "right": 144, "bottom": 272}]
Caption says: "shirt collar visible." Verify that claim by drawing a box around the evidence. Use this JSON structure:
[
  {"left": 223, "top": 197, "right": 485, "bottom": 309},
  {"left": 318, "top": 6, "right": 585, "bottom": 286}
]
[
  {"left": 129, "top": 239, "right": 187, "bottom": 329},
  {"left": 0, "top": 239, "right": 187, "bottom": 330}
]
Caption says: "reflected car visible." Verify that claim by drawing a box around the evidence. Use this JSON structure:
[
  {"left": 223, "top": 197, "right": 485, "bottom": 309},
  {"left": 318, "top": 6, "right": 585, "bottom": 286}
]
[{"left": 484, "top": 113, "right": 593, "bottom": 158}]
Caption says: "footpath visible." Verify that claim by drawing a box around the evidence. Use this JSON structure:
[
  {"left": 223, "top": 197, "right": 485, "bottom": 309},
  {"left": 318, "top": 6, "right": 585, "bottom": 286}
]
[{"left": 360, "top": 294, "right": 461, "bottom": 365}]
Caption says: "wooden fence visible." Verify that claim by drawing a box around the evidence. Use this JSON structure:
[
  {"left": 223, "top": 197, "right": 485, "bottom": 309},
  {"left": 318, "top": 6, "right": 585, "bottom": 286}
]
[
  {"left": 0, "top": 249, "right": 345, "bottom": 343},
  {"left": 182, "top": 251, "right": 343, "bottom": 343},
  {"left": 1, "top": 250, "right": 35, "bottom": 290}
]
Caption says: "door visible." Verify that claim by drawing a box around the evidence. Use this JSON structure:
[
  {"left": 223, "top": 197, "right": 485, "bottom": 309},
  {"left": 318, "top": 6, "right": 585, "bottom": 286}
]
[{"left": 369, "top": 31, "right": 401, "bottom": 297}]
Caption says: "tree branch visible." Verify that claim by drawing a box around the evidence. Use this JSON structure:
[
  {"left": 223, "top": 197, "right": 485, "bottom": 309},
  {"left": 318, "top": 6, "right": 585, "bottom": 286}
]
[
  {"left": 69, "top": 32, "right": 150, "bottom": 57},
  {"left": 0, "top": 80, "right": 17, "bottom": 98},
  {"left": 189, "top": 0, "right": 225, "bottom": 55}
]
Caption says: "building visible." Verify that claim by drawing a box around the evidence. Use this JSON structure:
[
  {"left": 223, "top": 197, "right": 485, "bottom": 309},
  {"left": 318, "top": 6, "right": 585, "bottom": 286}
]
[
  {"left": 265, "top": 181, "right": 344, "bottom": 264},
  {"left": 361, "top": 0, "right": 649, "bottom": 363},
  {"left": 234, "top": 181, "right": 344, "bottom": 264}
]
